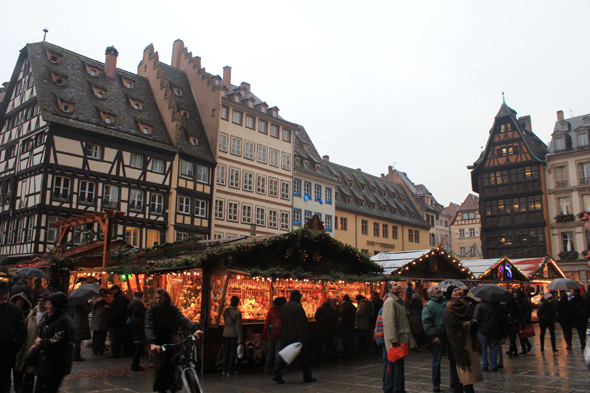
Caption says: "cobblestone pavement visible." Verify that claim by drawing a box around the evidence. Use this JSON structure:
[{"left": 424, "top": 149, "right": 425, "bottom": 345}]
[{"left": 47, "top": 325, "right": 590, "bottom": 392}]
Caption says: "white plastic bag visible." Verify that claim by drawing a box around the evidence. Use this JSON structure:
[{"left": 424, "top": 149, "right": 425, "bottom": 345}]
[
  {"left": 237, "top": 343, "right": 244, "bottom": 359},
  {"left": 584, "top": 329, "right": 590, "bottom": 370},
  {"left": 278, "top": 342, "right": 302, "bottom": 365}
]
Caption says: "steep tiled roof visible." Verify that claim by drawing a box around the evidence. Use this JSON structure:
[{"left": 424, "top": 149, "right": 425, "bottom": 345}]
[
  {"left": 458, "top": 193, "right": 479, "bottom": 212},
  {"left": 548, "top": 112, "right": 590, "bottom": 154},
  {"left": 471, "top": 102, "right": 548, "bottom": 169},
  {"left": 159, "top": 64, "right": 215, "bottom": 163},
  {"left": 26, "top": 42, "right": 176, "bottom": 152},
  {"left": 326, "top": 162, "right": 429, "bottom": 229},
  {"left": 444, "top": 203, "right": 460, "bottom": 221},
  {"left": 293, "top": 126, "right": 336, "bottom": 182}
]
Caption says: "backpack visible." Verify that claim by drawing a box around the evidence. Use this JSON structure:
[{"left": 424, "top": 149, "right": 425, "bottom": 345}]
[
  {"left": 374, "top": 307, "right": 384, "bottom": 345},
  {"left": 268, "top": 314, "right": 282, "bottom": 338}
]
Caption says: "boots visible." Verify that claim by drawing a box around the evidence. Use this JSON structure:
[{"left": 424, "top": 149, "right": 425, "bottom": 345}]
[{"left": 463, "top": 384, "right": 475, "bottom": 393}]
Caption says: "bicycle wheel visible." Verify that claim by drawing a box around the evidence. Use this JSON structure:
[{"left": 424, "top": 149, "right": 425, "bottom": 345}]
[{"left": 183, "top": 368, "right": 202, "bottom": 393}]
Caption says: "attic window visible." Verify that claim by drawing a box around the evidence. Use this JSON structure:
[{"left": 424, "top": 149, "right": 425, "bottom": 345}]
[
  {"left": 122, "top": 78, "right": 134, "bottom": 89},
  {"left": 261, "top": 106, "right": 266, "bottom": 113},
  {"left": 100, "top": 111, "right": 116, "bottom": 125},
  {"left": 58, "top": 99, "right": 73, "bottom": 113},
  {"left": 105, "top": 117, "right": 112, "bottom": 124},
  {"left": 47, "top": 51, "right": 62, "bottom": 64},
  {"left": 346, "top": 197, "right": 351, "bottom": 203},
  {"left": 562, "top": 122, "right": 568, "bottom": 130},
  {"left": 347, "top": 180, "right": 352, "bottom": 187},
  {"left": 359, "top": 200, "right": 364, "bottom": 207},
  {"left": 382, "top": 191, "right": 386, "bottom": 197},
  {"left": 190, "top": 137, "right": 198, "bottom": 146},
  {"left": 248, "top": 101, "right": 254, "bottom": 108},
  {"left": 96, "top": 92, "right": 103, "bottom": 98},
  {"left": 371, "top": 203, "right": 376, "bottom": 209},
  {"left": 174, "top": 88, "right": 182, "bottom": 96},
  {"left": 316, "top": 164, "right": 320, "bottom": 171},
  {"left": 129, "top": 99, "right": 142, "bottom": 110},
  {"left": 585, "top": 118, "right": 590, "bottom": 125},
  {"left": 181, "top": 110, "right": 190, "bottom": 118},
  {"left": 303, "top": 160, "right": 309, "bottom": 168},
  {"left": 295, "top": 157, "right": 300, "bottom": 165},
  {"left": 85, "top": 65, "right": 100, "bottom": 77},
  {"left": 138, "top": 123, "right": 152, "bottom": 135},
  {"left": 51, "top": 73, "right": 67, "bottom": 86},
  {"left": 360, "top": 184, "right": 365, "bottom": 191}
]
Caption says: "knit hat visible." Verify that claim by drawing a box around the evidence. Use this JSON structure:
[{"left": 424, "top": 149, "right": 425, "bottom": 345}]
[
  {"left": 46, "top": 291, "right": 68, "bottom": 312},
  {"left": 544, "top": 292, "right": 553, "bottom": 300},
  {"left": 445, "top": 285, "right": 458, "bottom": 301}
]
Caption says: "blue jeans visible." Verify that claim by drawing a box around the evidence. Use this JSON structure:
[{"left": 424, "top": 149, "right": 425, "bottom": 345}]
[
  {"left": 382, "top": 345, "right": 404, "bottom": 393},
  {"left": 264, "top": 338, "right": 283, "bottom": 373},
  {"left": 477, "top": 332, "right": 497, "bottom": 368},
  {"left": 431, "top": 334, "right": 459, "bottom": 389}
]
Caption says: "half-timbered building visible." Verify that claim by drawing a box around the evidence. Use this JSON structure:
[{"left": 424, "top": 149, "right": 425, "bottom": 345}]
[
  {"left": 0, "top": 42, "right": 181, "bottom": 263},
  {"left": 469, "top": 102, "right": 550, "bottom": 259}
]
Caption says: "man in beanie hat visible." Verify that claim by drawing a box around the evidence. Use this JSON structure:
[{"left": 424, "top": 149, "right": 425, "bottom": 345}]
[
  {"left": 273, "top": 289, "right": 316, "bottom": 384},
  {"left": 0, "top": 281, "right": 26, "bottom": 393},
  {"left": 537, "top": 292, "right": 557, "bottom": 353}
]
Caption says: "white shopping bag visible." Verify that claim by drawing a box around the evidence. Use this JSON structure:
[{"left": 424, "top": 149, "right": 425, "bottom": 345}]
[
  {"left": 278, "top": 342, "right": 302, "bottom": 365},
  {"left": 237, "top": 343, "right": 244, "bottom": 359},
  {"left": 584, "top": 329, "right": 590, "bottom": 370}
]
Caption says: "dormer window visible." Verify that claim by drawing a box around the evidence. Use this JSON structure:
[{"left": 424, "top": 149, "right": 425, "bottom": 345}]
[
  {"left": 96, "top": 92, "right": 103, "bottom": 98},
  {"left": 359, "top": 200, "right": 364, "bottom": 207},
  {"left": 382, "top": 190, "right": 386, "bottom": 197},
  {"left": 303, "top": 160, "right": 309, "bottom": 168},
  {"left": 577, "top": 132, "right": 588, "bottom": 147},
  {"left": 346, "top": 197, "right": 351, "bottom": 203},
  {"left": 46, "top": 51, "right": 62, "bottom": 64},
  {"left": 181, "top": 109, "right": 189, "bottom": 118},
  {"left": 295, "top": 157, "right": 300, "bottom": 165},
  {"left": 347, "top": 180, "right": 352, "bottom": 187},
  {"left": 137, "top": 122, "right": 152, "bottom": 135},
  {"left": 52, "top": 73, "right": 67, "bottom": 86},
  {"left": 189, "top": 137, "right": 198, "bottom": 146},
  {"left": 562, "top": 122, "right": 568, "bottom": 130},
  {"left": 585, "top": 117, "right": 590, "bottom": 125},
  {"left": 360, "top": 184, "right": 365, "bottom": 191},
  {"left": 105, "top": 117, "right": 112, "bottom": 124},
  {"left": 174, "top": 88, "right": 182, "bottom": 96},
  {"left": 85, "top": 65, "right": 100, "bottom": 77},
  {"left": 554, "top": 137, "right": 565, "bottom": 151},
  {"left": 58, "top": 99, "right": 74, "bottom": 113},
  {"left": 316, "top": 164, "right": 320, "bottom": 171},
  {"left": 129, "top": 99, "right": 142, "bottom": 110},
  {"left": 100, "top": 111, "right": 116, "bottom": 125},
  {"left": 92, "top": 86, "right": 106, "bottom": 99},
  {"left": 371, "top": 203, "right": 376, "bottom": 209},
  {"left": 122, "top": 78, "right": 134, "bottom": 89}
]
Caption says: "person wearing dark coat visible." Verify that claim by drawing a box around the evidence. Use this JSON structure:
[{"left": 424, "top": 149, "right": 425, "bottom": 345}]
[
  {"left": 408, "top": 293, "right": 427, "bottom": 350},
  {"left": 73, "top": 303, "right": 91, "bottom": 361},
  {"left": 10, "top": 292, "right": 32, "bottom": 392},
  {"left": 537, "top": 293, "right": 557, "bottom": 353},
  {"left": 0, "top": 281, "right": 26, "bottom": 393},
  {"left": 145, "top": 288, "right": 201, "bottom": 393},
  {"left": 127, "top": 291, "right": 146, "bottom": 372},
  {"left": 315, "top": 298, "right": 338, "bottom": 362},
  {"left": 355, "top": 294, "right": 374, "bottom": 355},
  {"left": 107, "top": 285, "right": 129, "bottom": 358},
  {"left": 263, "top": 297, "right": 286, "bottom": 373},
  {"left": 505, "top": 295, "right": 522, "bottom": 358},
  {"left": 10, "top": 276, "right": 33, "bottom": 304},
  {"left": 370, "top": 291, "right": 384, "bottom": 352},
  {"left": 90, "top": 288, "right": 110, "bottom": 355},
  {"left": 338, "top": 295, "right": 356, "bottom": 358},
  {"left": 31, "top": 292, "right": 75, "bottom": 393},
  {"left": 555, "top": 292, "right": 574, "bottom": 350},
  {"left": 512, "top": 288, "right": 532, "bottom": 355},
  {"left": 32, "top": 279, "right": 45, "bottom": 308},
  {"left": 273, "top": 290, "right": 316, "bottom": 385},
  {"left": 568, "top": 288, "right": 590, "bottom": 349},
  {"left": 474, "top": 299, "right": 502, "bottom": 371}
]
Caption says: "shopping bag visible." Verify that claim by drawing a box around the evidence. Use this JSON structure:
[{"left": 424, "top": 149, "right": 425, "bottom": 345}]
[
  {"left": 278, "top": 342, "right": 302, "bottom": 365},
  {"left": 387, "top": 343, "right": 409, "bottom": 363},
  {"left": 584, "top": 329, "right": 590, "bottom": 370},
  {"left": 519, "top": 324, "right": 535, "bottom": 339},
  {"left": 237, "top": 343, "right": 244, "bottom": 359}
]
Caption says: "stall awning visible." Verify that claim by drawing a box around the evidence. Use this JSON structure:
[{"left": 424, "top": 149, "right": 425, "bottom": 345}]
[
  {"left": 371, "top": 249, "right": 431, "bottom": 274},
  {"left": 459, "top": 259, "right": 504, "bottom": 278},
  {"left": 512, "top": 257, "right": 566, "bottom": 280}
]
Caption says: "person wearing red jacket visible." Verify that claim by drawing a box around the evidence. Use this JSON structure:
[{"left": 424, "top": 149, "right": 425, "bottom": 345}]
[{"left": 263, "top": 297, "right": 286, "bottom": 374}]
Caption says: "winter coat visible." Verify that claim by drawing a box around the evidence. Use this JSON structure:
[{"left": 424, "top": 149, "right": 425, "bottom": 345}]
[
  {"left": 422, "top": 296, "right": 448, "bottom": 338},
  {"left": 263, "top": 306, "right": 282, "bottom": 339},
  {"left": 16, "top": 305, "right": 46, "bottom": 373},
  {"left": 10, "top": 292, "right": 32, "bottom": 318},
  {"left": 371, "top": 298, "right": 384, "bottom": 326},
  {"left": 408, "top": 297, "right": 425, "bottom": 335},
  {"left": 536, "top": 299, "right": 556, "bottom": 324},
  {"left": 382, "top": 292, "right": 417, "bottom": 351},
  {"left": 127, "top": 300, "right": 146, "bottom": 343},
  {"left": 36, "top": 297, "right": 75, "bottom": 378},
  {"left": 474, "top": 301, "right": 502, "bottom": 340},
  {"left": 281, "top": 300, "right": 309, "bottom": 342},
  {"left": 569, "top": 294, "right": 590, "bottom": 323},
  {"left": 90, "top": 297, "right": 110, "bottom": 331},
  {"left": 338, "top": 300, "right": 356, "bottom": 329},
  {"left": 0, "top": 301, "right": 26, "bottom": 368},
  {"left": 73, "top": 303, "right": 91, "bottom": 341},
  {"left": 506, "top": 300, "right": 523, "bottom": 327},
  {"left": 355, "top": 299, "right": 374, "bottom": 330},
  {"left": 145, "top": 302, "right": 200, "bottom": 346},
  {"left": 222, "top": 305, "right": 243, "bottom": 341},
  {"left": 109, "top": 292, "right": 130, "bottom": 329},
  {"left": 555, "top": 296, "right": 573, "bottom": 325},
  {"left": 315, "top": 303, "right": 338, "bottom": 338},
  {"left": 10, "top": 278, "right": 33, "bottom": 303}
]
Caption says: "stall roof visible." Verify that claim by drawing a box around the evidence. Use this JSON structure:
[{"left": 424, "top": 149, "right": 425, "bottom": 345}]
[
  {"left": 371, "top": 249, "right": 431, "bottom": 274},
  {"left": 459, "top": 259, "right": 504, "bottom": 278},
  {"left": 512, "top": 257, "right": 566, "bottom": 279}
]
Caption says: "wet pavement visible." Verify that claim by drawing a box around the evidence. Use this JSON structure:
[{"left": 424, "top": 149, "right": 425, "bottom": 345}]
[{"left": 44, "top": 325, "right": 590, "bottom": 392}]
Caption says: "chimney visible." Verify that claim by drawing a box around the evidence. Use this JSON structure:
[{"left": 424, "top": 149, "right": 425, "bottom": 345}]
[
  {"left": 388, "top": 165, "right": 394, "bottom": 175},
  {"left": 240, "top": 82, "right": 251, "bottom": 92},
  {"left": 322, "top": 155, "right": 330, "bottom": 162},
  {"left": 105, "top": 46, "right": 119, "bottom": 79},
  {"left": 223, "top": 66, "right": 231, "bottom": 89},
  {"left": 518, "top": 115, "right": 532, "bottom": 132},
  {"left": 557, "top": 110, "right": 564, "bottom": 121},
  {"left": 171, "top": 39, "right": 185, "bottom": 69}
]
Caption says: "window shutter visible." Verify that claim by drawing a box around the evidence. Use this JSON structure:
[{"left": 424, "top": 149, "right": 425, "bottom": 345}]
[
  {"left": 475, "top": 228, "right": 479, "bottom": 237},
  {"left": 455, "top": 229, "right": 459, "bottom": 238}
]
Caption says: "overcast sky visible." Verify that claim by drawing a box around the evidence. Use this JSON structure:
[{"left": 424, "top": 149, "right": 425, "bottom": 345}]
[{"left": 2, "top": 0, "right": 589, "bottom": 207}]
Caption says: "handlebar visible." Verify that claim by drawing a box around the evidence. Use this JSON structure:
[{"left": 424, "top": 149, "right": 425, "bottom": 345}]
[{"left": 161, "top": 335, "right": 198, "bottom": 352}]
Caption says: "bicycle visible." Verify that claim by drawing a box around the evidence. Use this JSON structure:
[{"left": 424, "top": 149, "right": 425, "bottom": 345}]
[{"left": 161, "top": 334, "right": 203, "bottom": 393}]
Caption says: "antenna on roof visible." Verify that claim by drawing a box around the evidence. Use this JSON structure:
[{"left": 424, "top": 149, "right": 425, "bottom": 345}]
[
  {"left": 570, "top": 110, "right": 574, "bottom": 118},
  {"left": 502, "top": 92, "right": 505, "bottom": 104},
  {"left": 43, "top": 28, "right": 48, "bottom": 42}
]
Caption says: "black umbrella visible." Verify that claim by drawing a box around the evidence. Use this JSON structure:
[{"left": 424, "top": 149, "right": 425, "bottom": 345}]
[
  {"left": 470, "top": 284, "right": 513, "bottom": 303},
  {"left": 16, "top": 267, "right": 48, "bottom": 280},
  {"left": 546, "top": 278, "right": 581, "bottom": 291},
  {"left": 68, "top": 283, "right": 101, "bottom": 305}
]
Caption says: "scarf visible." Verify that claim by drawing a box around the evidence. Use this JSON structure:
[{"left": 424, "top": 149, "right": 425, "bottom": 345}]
[{"left": 445, "top": 298, "right": 481, "bottom": 372}]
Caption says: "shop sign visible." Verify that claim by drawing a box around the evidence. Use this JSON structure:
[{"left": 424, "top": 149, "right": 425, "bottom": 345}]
[{"left": 367, "top": 240, "right": 396, "bottom": 249}]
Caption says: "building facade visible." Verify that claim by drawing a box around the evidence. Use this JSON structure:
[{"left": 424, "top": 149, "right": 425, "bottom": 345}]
[
  {"left": 0, "top": 43, "right": 183, "bottom": 263},
  {"left": 292, "top": 127, "right": 337, "bottom": 231},
  {"left": 325, "top": 161, "right": 430, "bottom": 255},
  {"left": 450, "top": 193, "right": 482, "bottom": 259},
  {"left": 469, "top": 102, "right": 550, "bottom": 259},
  {"left": 158, "top": 40, "right": 295, "bottom": 238},
  {"left": 546, "top": 110, "right": 590, "bottom": 283}
]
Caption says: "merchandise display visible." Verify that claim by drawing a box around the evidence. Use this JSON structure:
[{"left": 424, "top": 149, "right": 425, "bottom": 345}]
[
  {"left": 222, "top": 275, "right": 271, "bottom": 322},
  {"left": 326, "top": 281, "right": 374, "bottom": 306},
  {"left": 209, "top": 273, "right": 227, "bottom": 325},
  {"left": 273, "top": 279, "right": 324, "bottom": 318}
]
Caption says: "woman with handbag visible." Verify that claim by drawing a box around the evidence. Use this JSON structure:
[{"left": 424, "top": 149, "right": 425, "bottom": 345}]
[
  {"left": 512, "top": 288, "right": 533, "bottom": 354},
  {"left": 30, "top": 292, "right": 75, "bottom": 393},
  {"left": 445, "top": 286, "right": 483, "bottom": 393},
  {"left": 222, "top": 296, "right": 243, "bottom": 376}
]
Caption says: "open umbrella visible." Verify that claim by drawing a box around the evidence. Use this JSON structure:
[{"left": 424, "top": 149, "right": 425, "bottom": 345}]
[
  {"left": 438, "top": 279, "right": 468, "bottom": 292},
  {"left": 16, "top": 267, "right": 48, "bottom": 280},
  {"left": 470, "top": 284, "right": 513, "bottom": 303},
  {"left": 546, "top": 278, "right": 581, "bottom": 291},
  {"left": 68, "top": 283, "right": 101, "bottom": 305}
]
